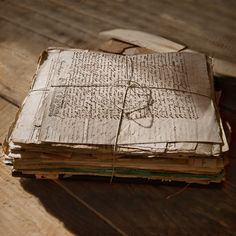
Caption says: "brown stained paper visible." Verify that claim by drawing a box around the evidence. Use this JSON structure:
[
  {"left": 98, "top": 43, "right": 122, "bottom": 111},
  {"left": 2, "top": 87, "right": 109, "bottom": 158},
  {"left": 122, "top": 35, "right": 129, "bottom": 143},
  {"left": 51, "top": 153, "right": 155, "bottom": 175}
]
[
  {"left": 6, "top": 48, "right": 229, "bottom": 183},
  {"left": 31, "top": 49, "right": 222, "bottom": 145}
]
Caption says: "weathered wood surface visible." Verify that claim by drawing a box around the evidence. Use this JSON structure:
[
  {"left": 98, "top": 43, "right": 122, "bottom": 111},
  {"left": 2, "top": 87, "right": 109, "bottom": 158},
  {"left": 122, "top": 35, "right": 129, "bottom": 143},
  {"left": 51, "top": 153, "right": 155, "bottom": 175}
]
[
  {"left": 0, "top": 0, "right": 236, "bottom": 235},
  {"left": 0, "top": 98, "right": 18, "bottom": 143}
]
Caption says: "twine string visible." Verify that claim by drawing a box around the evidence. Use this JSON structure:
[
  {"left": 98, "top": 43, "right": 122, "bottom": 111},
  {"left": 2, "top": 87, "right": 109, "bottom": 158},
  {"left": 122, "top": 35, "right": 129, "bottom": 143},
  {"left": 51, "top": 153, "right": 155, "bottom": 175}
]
[{"left": 110, "top": 58, "right": 154, "bottom": 183}]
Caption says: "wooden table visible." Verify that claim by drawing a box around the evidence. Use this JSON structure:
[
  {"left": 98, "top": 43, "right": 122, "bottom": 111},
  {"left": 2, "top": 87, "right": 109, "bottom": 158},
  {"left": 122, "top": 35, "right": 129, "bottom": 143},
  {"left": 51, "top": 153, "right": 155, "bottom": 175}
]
[{"left": 0, "top": 1, "right": 236, "bottom": 235}]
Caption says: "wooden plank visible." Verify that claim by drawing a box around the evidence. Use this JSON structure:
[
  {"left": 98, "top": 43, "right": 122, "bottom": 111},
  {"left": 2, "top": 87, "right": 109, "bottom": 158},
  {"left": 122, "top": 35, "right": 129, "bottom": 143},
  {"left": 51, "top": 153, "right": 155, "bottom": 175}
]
[
  {"left": 0, "top": 18, "right": 64, "bottom": 105},
  {"left": 58, "top": 179, "right": 236, "bottom": 236},
  {"left": 2, "top": 0, "right": 234, "bottom": 63},
  {"left": 52, "top": 0, "right": 132, "bottom": 29},
  {"left": 0, "top": 1, "right": 94, "bottom": 47},
  {"left": 113, "top": 0, "right": 236, "bottom": 62},
  {"left": 0, "top": 98, "right": 18, "bottom": 144},
  {"left": 161, "top": 0, "right": 236, "bottom": 28},
  {"left": 0, "top": 162, "right": 72, "bottom": 236},
  {"left": 14, "top": 0, "right": 113, "bottom": 37},
  {"left": 49, "top": 0, "right": 119, "bottom": 28},
  {"left": 0, "top": 162, "right": 123, "bottom": 236},
  {"left": 54, "top": 0, "right": 236, "bottom": 62},
  {"left": 158, "top": 0, "right": 236, "bottom": 62}
]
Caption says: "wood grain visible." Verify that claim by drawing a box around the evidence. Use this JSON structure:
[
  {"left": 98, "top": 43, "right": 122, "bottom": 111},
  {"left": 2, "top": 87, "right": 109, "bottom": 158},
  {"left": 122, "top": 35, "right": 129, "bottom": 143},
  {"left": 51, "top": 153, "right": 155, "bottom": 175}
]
[
  {"left": 0, "top": 18, "right": 64, "bottom": 105},
  {"left": 0, "top": 161, "right": 124, "bottom": 236},
  {"left": 0, "top": 1, "right": 236, "bottom": 235},
  {"left": 52, "top": 0, "right": 236, "bottom": 62},
  {"left": 0, "top": 98, "right": 18, "bottom": 143}
]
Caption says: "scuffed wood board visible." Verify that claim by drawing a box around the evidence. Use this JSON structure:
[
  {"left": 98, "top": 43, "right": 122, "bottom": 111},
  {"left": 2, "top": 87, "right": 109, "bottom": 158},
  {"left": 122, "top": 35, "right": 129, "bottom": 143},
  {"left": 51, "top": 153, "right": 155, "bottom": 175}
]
[
  {"left": 0, "top": 1, "right": 94, "bottom": 47},
  {"left": 0, "top": 98, "right": 18, "bottom": 144},
  {"left": 11, "top": 0, "right": 114, "bottom": 39},
  {"left": 0, "top": 159, "right": 124, "bottom": 235},
  {"left": 0, "top": 19, "right": 64, "bottom": 106}
]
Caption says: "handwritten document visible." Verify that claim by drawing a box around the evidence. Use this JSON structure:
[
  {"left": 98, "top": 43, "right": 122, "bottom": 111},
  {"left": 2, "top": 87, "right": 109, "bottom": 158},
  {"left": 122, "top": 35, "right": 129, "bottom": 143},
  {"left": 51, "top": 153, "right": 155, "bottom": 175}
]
[
  {"left": 12, "top": 49, "right": 222, "bottom": 151},
  {"left": 26, "top": 48, "right": 221, "bottom": 146}
]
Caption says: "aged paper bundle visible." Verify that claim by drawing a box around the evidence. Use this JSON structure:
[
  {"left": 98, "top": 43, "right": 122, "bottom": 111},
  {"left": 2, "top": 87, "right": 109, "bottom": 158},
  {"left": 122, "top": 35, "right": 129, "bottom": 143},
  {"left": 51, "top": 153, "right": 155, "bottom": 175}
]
[{"left": 3, "top": 48, "right": 229, "bottom": 183}]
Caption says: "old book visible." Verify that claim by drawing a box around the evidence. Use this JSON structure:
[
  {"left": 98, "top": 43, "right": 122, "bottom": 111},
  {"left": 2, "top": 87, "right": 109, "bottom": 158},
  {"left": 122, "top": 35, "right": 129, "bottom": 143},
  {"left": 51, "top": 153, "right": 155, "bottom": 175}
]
[{"left": 3, "top": 48, "right": 229, "bottom": 184}]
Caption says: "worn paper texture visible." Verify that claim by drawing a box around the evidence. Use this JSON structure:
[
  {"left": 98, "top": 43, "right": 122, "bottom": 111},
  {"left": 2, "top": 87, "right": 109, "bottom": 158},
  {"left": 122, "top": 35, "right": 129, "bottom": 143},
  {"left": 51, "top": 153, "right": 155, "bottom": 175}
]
[{"left": 34, "top": 49, "right": 222, "bottom": 145}]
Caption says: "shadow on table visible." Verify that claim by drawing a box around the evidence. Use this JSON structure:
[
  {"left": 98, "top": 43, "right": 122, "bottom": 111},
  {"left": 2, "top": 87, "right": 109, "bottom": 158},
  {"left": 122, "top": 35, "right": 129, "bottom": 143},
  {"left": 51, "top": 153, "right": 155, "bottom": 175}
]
[
  {"left": 20, "top": 172, "right": 236, "bottom": 236},
  {"left": 19, "top": 79, "right": 236, "bottom": 236}
]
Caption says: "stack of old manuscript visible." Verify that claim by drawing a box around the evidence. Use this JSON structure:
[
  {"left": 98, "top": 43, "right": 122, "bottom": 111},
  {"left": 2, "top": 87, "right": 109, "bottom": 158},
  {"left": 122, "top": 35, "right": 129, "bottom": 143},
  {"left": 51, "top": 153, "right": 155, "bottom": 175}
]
[{"left": 3, "top": 48, "right": 229, "bottom": 183}]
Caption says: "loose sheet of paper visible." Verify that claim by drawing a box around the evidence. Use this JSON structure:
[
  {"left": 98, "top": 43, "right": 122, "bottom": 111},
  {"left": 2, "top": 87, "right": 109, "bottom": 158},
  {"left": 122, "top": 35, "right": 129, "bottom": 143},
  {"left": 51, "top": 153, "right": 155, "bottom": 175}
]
[{"left": 36, "top": 49, "right": 222, "bottom": 145}]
